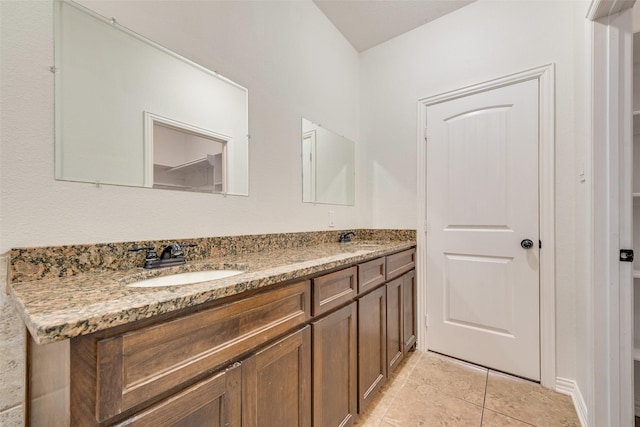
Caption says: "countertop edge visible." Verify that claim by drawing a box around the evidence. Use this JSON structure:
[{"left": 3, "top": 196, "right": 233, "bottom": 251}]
[{"left": 11, "top": 241, "right": 416, "bottom": 345}]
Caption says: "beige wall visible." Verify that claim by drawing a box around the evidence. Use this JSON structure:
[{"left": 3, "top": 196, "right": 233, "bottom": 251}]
[
  {"left": 358, "top": 0, "right": 591, "bottom": 409},
  {"left": 0, "top": 1, "right": 360, "bottom": 423}
]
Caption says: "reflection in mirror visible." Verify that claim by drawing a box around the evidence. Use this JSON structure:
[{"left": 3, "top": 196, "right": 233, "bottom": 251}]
[
  {"left": 54, "top": 0, "right": 248, "bottom": 195},
  {"left": 147, "top": 114, "right": 226, "bottom": 193},
  {"left": 301, "top": 118, "right": 355, "bottom": 206}
]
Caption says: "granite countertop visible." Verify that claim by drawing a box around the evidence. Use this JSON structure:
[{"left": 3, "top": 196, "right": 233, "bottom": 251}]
[{"left": 9, "top": 240, "right": 415, "bottom": 345}]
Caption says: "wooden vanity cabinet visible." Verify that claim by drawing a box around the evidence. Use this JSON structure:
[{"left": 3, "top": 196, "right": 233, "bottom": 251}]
[
  {"left": 58, "top": 246, "right": 416, "bottom": 427},
  {"left": 311, "top": 302, "right": 358, "bottom": 427},
  {"left": 357, "top": 285, "right": 387, "bottom": 413}
]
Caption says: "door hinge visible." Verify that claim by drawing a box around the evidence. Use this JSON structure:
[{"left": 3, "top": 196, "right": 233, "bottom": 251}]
[
  {"left": 620, "top": 249, "right": 634, "bottom": 262},
  {"left": 424, "top": 127, "right": 428, "bottom": 142},
  {"left": 539, "top": 240, "right": 542, "bottom": 249},
  {"left": 424, "top": 314, "right": 429, "bottom": 328}
]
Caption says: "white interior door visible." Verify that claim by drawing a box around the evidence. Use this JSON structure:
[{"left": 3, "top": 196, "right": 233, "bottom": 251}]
[{"left": 426, "top": 78, "right": 540, "bottom": 381}]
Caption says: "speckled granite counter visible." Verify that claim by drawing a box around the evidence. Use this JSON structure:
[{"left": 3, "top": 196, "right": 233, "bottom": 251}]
[{"left": 9, "top": 240, "right": 415, "bottom": 345}]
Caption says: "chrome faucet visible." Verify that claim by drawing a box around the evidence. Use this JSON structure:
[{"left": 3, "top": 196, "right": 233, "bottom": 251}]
[{"left": 130, "top": 242, "right": 196, "bottom": 269}]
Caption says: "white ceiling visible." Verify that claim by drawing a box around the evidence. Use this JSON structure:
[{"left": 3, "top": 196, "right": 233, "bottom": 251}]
[{"left": 313, "top": 0, "right": 476, "bottom": 52}]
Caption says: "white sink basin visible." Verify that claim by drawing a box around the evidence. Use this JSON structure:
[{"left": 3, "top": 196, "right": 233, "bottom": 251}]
[{"left": 127, "top": 270, "right": 244, "bottom": 288}]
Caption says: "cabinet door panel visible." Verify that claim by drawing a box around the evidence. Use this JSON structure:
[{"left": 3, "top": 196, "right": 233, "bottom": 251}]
[
  {"left": 312, "top": 302, "right": 357, "bottom": 427},
  {"left": 386, "top": 277, "right": 404, "bottom": 375},
  {"left": 403, "top": 270, "right": 417, "bottom": 352},
  {"left": 242, "top": 326, "right": 311, "bottom": 427},
  {"left": 358, "top": 285, "right": 387, "bottom": 413},
  {"left": 116, "top": 363, "right": 241, "bottom": 427}
]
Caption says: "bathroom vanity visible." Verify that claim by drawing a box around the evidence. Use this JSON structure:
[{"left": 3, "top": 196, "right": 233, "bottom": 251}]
[{"left": 9, "top": 233, "right": 415, "bottom": 426}]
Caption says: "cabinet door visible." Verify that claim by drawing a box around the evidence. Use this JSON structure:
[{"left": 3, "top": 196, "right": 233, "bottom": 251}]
[
  {"left": 386, "top": 277, "right": 404, "bottom": 375},
  {"left": 116, "top": 363, "right": 241, "bottom": 427},
  {"left": 358, "top": 285, "right": 387, "bottom": 413},
  {"left": 312, "top": 302, "right": 357, "bottom": 427},
  {"left": 242, "top": 326, "right": 311, "bottom": 427},
  {"left": 403, "top": 270, "right": 417, "bottom": 352}
]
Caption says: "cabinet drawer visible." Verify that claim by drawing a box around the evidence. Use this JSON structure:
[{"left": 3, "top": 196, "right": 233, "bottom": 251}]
[
  {"left": 312, "top": 266, "right": 357, "bottom": 316},
  {"left": 386, "top": 248, "right": 415, "bottom": 279},
  {"left": 94, "top": 281, "right": 310, "bottom": 422},
  {"left": 358, "top": 257, "right": 386, "bottom": 294}
]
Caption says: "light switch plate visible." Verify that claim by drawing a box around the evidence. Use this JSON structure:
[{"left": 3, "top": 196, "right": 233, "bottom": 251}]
[{"left": 328, "top": 211, "right": 335, "bottom": 227}]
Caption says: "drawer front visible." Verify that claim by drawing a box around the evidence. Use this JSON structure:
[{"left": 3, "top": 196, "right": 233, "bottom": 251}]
[
  {"left": 386, "top": 248, "right": 415, "bottom": 280},
  {"left": 357, "top": 257, "right": 386, "bottom": 294},
  {"left": 96, "top": 281, "right": 310, "bottom": 422},
  {"left": 312, "top": 266, "right": 357, "bottom": 316}
]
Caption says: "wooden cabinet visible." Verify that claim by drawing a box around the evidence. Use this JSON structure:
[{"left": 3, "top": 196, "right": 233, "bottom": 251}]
[
  {"left": 117, "top": 327, "right": 311, "bottom": 427},
  {"left": 357, "top": 285, "right": 387, "bottom": 413},
  {"left": 71, "top": 281, "right": 310, "bottom": 426},
  {"left": 312, "top": 302, "right": 357, "bottom": 427},
  {"left": 57, "top": 246, "right": 417, "bottom": 426},
  {"left": 115, "top": 363, "right": 241, "bottom": 427},
  {"left": 242, "top": 327, "right": 311, "bottom": 427}
]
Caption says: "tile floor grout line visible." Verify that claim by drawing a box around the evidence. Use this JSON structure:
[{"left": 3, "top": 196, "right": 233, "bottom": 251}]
[{"left": 479, "top": 368, "right": 488, "bottom": 426}]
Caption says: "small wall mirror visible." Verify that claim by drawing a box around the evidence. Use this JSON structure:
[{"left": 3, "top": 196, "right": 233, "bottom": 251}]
[
  {"left": 54, "top": 0, "right": 249, "bottom": 195},
  {"left": 301, "top": 118, "right": 355, "bottom": 206}
]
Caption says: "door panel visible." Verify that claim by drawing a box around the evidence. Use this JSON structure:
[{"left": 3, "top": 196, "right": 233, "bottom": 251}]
[{"left": 426, "top": 79, "right": 540, "bottom": 381}]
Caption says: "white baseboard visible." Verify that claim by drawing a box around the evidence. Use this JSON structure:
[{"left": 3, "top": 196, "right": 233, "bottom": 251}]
[{"left": 556, "top": 377, "right": 588, "bottom": 427}]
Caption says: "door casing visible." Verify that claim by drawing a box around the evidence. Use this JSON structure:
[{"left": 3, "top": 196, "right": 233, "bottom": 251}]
[{"left": 416, "top": 64, "right": 556, "bottom": 388}]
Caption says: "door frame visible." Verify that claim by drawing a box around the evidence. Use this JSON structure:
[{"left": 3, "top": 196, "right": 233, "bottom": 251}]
[
  {"left": 588, "top": 2, "right": 635, "bottom": 425},
  {"left": 416, "top": 64, "right": 556, "bottom": 388}
]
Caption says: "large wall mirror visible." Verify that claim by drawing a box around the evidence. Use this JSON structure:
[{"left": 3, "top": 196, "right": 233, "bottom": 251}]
[
  {"left": 54, "top": 0, "right": 249, "bottom": 195},
  {"left": 302, "top": 118, "right": 355, "bottom": 206}
]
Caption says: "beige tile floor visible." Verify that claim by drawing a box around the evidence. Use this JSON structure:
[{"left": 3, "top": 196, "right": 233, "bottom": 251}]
[{"left": 354, "top": 350, "right": 581, "bottom": 427}]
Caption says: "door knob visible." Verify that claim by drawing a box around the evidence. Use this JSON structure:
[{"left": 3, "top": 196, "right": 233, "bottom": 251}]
[{"left": 521, "top": 239, "right": 534, "bottom": 249}]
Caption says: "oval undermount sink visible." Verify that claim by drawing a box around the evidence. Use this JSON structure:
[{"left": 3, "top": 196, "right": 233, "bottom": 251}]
[{"left": 127, "top": 270, "right": 244, "bottom": 288}]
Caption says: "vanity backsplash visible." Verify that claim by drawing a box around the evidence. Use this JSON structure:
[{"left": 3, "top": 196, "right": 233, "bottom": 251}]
[{"left": 8, "top": 229, "right": 415, "bottom": 283}]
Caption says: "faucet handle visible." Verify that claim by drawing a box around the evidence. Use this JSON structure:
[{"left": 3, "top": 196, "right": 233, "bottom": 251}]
[{"left": 129, "top": 246, "right": 158, "bottom": 260}]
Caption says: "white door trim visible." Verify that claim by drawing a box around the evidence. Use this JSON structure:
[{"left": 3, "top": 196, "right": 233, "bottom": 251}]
[
  {"left": 590, "top": 5, "right": 635, "bottom": 426},
  {"left": 416, "top": 64, "right": 556, "bottom": 388}
]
